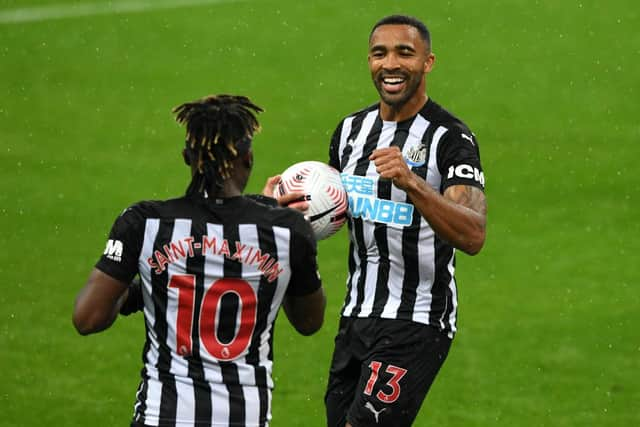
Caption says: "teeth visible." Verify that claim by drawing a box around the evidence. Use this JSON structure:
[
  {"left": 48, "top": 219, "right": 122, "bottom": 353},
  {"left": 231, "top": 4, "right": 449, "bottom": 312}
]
[{"left": 383, "top": 77, "right": 404, "bottom": 84}]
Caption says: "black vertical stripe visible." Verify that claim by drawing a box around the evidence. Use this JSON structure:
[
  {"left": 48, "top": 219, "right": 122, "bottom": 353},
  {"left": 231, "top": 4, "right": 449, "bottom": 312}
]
[
  {"left": 186, "top": 219, "right": 212, "bottom": 426},
  {"left": 246, "top": 225, "right": 276, "bottom": 365},
  {"left": 133, "top": 329, "right": 152, "bottom": 424},
  {"left": 153, "top": 220, "right": 178, "bottom": 424},
  {"left": 341, "top": 224, "right": 357, "bottom": 311},
  {"left": 354, "top": 116, "right": 382, "bottom": 175},
  {"left": 340, "top": 110, "right": 369, "bottom": 170},
  {"left": 133, "top": 376, "right": 149, "bottom": 424},
  {"left": 395, "top": 121, "right": 429, "bottom": 319},
  {"left": 370, "top": 121, "right": 412, "bottom": 317},
  {"left": 221, "top": 224, "right": 246, "bottom": 425},
  {"left": 442, "top": 256, "right": 457, "bottom": 324},
  {"left": 350, "top": 115, "right": 382, "bottom": 316},
  {"left": 349, "top": 218, "right": 368, "bottom": 316},
  {"left": 246, "top": 225, "right": 278, "bottom": 425},
  {"left": 428, "top": 235, "right": 454, "bottom": 326},
  {"left": 258, "top": 385, "right": 269, "bottom": 427}
]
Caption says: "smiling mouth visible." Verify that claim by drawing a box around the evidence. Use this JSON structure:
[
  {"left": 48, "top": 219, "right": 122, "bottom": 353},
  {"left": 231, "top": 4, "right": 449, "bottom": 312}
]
[
  {"left": 383, "top": 77, "right": 405, "bottom": 85},
  {"left": 380, "top": 76, "right": 406, "bottom": 93}
]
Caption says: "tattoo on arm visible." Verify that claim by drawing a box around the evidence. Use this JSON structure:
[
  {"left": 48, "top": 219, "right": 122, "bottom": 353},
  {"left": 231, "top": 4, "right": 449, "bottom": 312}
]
[{"left": 445, "top": 185, "right": 487, "bottom": 216}]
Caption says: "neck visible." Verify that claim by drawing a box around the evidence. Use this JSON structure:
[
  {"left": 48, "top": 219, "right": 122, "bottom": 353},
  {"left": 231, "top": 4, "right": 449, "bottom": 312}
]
[{"left": 379, "top": 92, "right": 428, "bottom": 122}]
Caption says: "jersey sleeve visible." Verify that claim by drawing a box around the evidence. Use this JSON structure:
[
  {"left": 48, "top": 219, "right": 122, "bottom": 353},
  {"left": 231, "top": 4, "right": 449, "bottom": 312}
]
[
  {"left": 437, "top": 125, "right": 486, "bottom": 192},
  {"left": 328, "top": 122, "right": 343, "bottom": 170},
  {"left": 94, "top": 204, "right": 146, "bottom": 284},
  {"left": 286, "top": 215, "right": 322, "bottom": 297}
]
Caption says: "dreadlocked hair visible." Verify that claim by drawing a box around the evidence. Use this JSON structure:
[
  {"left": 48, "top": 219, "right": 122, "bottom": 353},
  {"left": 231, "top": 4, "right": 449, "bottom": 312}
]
[{"left": 173, "top": 94, "right": 263, "bottom": 197}]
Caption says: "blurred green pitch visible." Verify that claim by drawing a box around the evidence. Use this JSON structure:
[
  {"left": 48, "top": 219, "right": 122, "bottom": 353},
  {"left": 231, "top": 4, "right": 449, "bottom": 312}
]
[{"left": 1, "top": 0, "right": 638, "bottom": 425}]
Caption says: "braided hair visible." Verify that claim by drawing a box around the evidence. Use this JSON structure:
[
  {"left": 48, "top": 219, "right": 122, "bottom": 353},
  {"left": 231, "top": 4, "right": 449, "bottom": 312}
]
[{"left": 173, "top": 94, "right": 263, "bottom": 196}]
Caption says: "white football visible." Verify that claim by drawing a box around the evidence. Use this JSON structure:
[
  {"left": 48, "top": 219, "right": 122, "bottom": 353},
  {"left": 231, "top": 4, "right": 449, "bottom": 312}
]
[{"left": 277, "top": 161, "right": 348, "bottom": 240}]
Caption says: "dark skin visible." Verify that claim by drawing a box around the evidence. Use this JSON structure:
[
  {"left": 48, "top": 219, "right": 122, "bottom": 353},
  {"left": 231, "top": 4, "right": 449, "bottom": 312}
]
[
  {"left": 367, "top": 24, "right": 487, "bottom": 256},
  {"left": 73, "top": 150, "right": 325, "bottom": 336}
]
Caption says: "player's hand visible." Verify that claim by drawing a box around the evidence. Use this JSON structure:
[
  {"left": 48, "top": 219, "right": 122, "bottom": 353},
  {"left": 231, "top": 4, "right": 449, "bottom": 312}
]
[
  {"left": 369, "top": 146, "right": 415, "bottom": 191},
  {"left": 262, "top": 175, "right": 309, "bottom": 212}
]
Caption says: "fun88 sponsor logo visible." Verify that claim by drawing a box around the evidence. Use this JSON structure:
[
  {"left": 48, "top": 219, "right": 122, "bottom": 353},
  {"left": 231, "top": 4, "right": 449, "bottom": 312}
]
[{"left": 341, "top": 174, "right": 414, "bottom": 227}]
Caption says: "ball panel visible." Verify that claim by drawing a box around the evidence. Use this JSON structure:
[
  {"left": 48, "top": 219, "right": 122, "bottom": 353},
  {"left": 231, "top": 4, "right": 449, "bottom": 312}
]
[{"left": 277, "top": 161, "right": 348, "bottom": 240}]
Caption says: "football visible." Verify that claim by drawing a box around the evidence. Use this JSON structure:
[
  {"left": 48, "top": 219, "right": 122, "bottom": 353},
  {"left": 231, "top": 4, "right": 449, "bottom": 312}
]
[{"left": 277, "top": 161, "right": 348, "bottom": 240}]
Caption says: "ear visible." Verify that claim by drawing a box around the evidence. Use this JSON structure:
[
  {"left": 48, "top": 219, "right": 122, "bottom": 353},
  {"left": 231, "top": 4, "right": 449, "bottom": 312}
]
[
  {"left": 182, "top": 148, "right": 191, "bottom": 166},
  {"left": 242, "top": 150, "right": 254, "bottom": 170},
  {"left": 424, "top": 52, "right": 436, "bottom": 74}
]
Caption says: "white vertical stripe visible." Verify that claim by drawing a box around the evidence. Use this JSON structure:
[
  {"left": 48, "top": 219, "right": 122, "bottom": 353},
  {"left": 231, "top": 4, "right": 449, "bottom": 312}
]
[
  {"left": 337, "top": 116, "right": 354, "bottom": 165},
  {"left": 160, "top": 220, "right": 195, "bottom": 421},
  {"left": 136, "top": 218, "right": 160, "bottom": 422},
  {"left": 175, "top": 377, "right": 195, "bottom": 424},
  {"left": 166, "top": 219, "right": 193, "bottom": 380},
  {"left": 341, "top": 110, "right": 379, "bottom": 173},
  {"left": 238, "top": 224, "right": 275, "bottom": 387},
  {"left": 446, "top": 255, "right": 458, "bottom": 335},
  {"left": 341, "top": 110, "right": 379, "bottom": 317},
  {"left": 426, "top": 126, "right": 448, "bottom": 189},
  {"left": 365, "top": 120, "right": 396, "bottom": 176},
  {"left": 144, "top": 377, "right": 163, "bottom": 426},
  {"left": 243, "top": 386, "right": 261, "bottom": 425},
  {"left": 210, "top": 382, "right": 231, "bottom": 426},
  {"left": 342, "top": 232, "right": 362, "bottom": 316},
  {"left": 411, "top": 229, "right": 434, "bottom": 324},
  {"left": 356, "top": 121, "right": 396, "bottom": 317},
  {"left": 138, "top": 219, "right": 160, "bottom": 367},
  {"left": 268, "top": 226, "right": 291, "bottom": 326},
  {"left": 412, "top": 126, "right": 448, "bottom": 323},
  {"left": 357, "top": 258, "right": 379, "bottom": 317},
  {"left": 382, "top": 115, "right": 431, "bottom": 319}
]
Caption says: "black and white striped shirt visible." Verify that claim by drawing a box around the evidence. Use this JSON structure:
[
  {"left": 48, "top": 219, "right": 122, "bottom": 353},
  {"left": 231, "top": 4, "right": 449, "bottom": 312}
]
[
  {"left": 96, "top": 194, "right": 320, "bottom": 426},
  {"left": 329, "top": 98, "right": 485, "bottom": 337}
]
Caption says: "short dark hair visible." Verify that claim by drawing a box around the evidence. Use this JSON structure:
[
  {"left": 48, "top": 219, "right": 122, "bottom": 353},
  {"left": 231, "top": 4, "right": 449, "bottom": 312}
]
[
  {"left": 370, "top": 15, "right": 431, "bottom": 50},
  {"left": 173, "top": 94, "right": 263, "bottom": 196}
]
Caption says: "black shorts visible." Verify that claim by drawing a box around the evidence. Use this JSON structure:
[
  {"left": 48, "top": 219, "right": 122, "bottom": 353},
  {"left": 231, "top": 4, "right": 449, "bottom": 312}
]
[{"left": 324, "top": 317, "right": 452, "bottom": 427}]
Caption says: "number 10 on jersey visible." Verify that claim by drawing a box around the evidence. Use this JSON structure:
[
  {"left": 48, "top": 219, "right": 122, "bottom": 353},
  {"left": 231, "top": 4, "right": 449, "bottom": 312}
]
[{"left": 169, "top": 274, "right": 257, "bottom": 361}]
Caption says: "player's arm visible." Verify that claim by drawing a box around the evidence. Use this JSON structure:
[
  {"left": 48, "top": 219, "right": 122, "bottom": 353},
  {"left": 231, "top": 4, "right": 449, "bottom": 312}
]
[
  {"left": 282, "top": 217, "right": 326, "bottom": 335},
  {"left": 73, "top": 269, "right": 129, "bottom": 335},
  {"left": 283, "top": 287, "right": 326, "bottom": 336},
  {"left": 407, "top": 180, "right": 486, "bottom": 255},
  {"left": 73, "top": 204, "right": 145, "bottom": 334},
  {"left": 370, "top": 146, "right": 487, "bottom": 255}
]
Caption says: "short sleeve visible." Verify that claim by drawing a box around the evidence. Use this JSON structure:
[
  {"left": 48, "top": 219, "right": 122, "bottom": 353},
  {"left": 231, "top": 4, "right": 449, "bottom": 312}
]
[
  {"left": 286, "top": 215, "right": 322, "bottom": 297},
  {"left": 437, "top": 126, "right": 486, "bottom": 192},
  {"left": 94, "top": 204, "right": 146, "bottom": 284}
]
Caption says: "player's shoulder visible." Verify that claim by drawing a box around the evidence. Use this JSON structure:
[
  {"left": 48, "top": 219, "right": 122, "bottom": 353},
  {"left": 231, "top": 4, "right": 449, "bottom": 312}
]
[
  {"left": 337, "top": 102, "right": 379, "bottom": 125},
  {"left": 421, "top": 99, "right": 477, "bottom": 146},
  {"left": 244, "top": 195, "right": 305, "bottom": 225},
  {"left": 243, "top": 196, "right": 315, "bottom": 241},
  {"left": 119, "top": 196, "right": 196, "bottom": 220}
]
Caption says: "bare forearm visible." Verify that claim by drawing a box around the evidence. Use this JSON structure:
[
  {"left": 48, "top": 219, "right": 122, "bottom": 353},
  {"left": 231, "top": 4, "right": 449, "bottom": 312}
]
[
  {"left": 405, "top": 178, "right": 486, "bottom": 255},
  {"left": 73, "top": 269, "right": 129, "bottom": 335}
]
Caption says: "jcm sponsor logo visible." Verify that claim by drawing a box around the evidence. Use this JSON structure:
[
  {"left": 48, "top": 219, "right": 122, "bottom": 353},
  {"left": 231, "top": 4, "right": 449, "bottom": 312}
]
[{"left": 447, "top": 164, "right": 485, "bottom": 186}]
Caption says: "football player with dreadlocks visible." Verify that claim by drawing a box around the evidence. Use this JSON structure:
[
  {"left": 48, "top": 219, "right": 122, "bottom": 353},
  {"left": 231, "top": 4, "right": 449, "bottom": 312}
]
[{"left": 73, "top": 94, "right": 326, "bottom": 427}]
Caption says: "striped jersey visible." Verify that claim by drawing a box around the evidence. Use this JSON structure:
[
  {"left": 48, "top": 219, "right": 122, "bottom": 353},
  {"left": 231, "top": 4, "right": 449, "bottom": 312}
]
[
  {"left": 95, "top": 194, "right": 321, "bottom": 427},
  {"left": 328, "top": 98, "right": 485, "bottom": 337}
]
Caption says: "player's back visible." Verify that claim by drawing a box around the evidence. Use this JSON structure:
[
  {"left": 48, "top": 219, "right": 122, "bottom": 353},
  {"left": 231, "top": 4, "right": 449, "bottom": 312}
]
[
  {"left": 132, "top": 194, "right": 312, "bottom": 380},
  {"left": 111, "top": 194, "right": 317, "bottom": 426}
]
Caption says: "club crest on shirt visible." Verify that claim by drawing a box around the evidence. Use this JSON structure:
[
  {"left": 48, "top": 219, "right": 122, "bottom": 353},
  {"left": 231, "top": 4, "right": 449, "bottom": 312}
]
[{"left": 402, "top": 143, "right": 427, "bottom": 167}]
